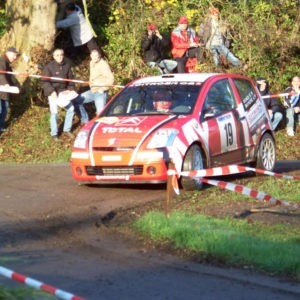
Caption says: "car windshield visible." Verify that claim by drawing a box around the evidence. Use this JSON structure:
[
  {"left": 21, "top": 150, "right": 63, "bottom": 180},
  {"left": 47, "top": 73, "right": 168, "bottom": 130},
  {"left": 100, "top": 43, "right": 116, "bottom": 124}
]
[{"left": 103, "top": 83, "right": 202, "bottom": 116}]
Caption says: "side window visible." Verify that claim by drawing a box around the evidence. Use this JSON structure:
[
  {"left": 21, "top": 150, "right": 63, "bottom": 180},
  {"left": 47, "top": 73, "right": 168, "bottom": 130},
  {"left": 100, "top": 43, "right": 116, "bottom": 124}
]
[
  {"left": 202, "top": 79, "right": 236, "bottom": 117},
  {"left": 233, "top": 78, "right": 258, "bottom": 110}
]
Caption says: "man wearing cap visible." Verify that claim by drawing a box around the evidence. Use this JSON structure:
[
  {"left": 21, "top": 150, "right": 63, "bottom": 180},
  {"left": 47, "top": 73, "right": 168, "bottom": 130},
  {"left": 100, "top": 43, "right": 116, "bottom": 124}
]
[
  {"left": 141, "top": 22, "right": 177, "bottom": 74},
  {"left": 198, "top": 7, "right": 244, "bottom": 69},
  {"left": 0, "top": 47, "right": 19, "bottom": 133},
  {"left": 171, "top": 16, "right": 201, "bottom": 73}
]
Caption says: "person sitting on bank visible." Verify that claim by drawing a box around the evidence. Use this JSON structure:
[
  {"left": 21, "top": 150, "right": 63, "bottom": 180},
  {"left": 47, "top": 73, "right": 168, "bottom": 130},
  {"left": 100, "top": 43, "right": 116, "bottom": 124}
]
[
  {"left": 75, "top": 49, "right": 114, "bottom": 124},
  {"left": 141, "top": 22, "right": 177, "bottom": 74},
  {"left": 256, "top": 77, "right": 283, "bottom": 131},
  {"left": 171, "top": 16, "right": 201, "bottom": 73},
  {"left": 198, "top": 7, "right": 246, "bottom": 70}
]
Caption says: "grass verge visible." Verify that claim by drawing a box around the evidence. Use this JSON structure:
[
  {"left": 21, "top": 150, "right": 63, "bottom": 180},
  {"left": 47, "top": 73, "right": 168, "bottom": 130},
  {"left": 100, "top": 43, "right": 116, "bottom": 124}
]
[
  {"left": 134, "top": 211, "right": 300, "bottom": 279},
  {"left": 0, "top": 284, "right": 55, "bottom": 299}
]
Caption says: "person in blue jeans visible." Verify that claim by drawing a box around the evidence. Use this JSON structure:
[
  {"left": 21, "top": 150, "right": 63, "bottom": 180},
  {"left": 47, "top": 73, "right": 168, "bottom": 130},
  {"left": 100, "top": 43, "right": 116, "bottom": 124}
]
[
  {"left": 198, "top": 7, "right": 247, "bottom": 70},
  {"left": 76, "top": 49, "right": 114, "bottom": 124},
  {"left": 0, "top": 47, "right": 19, "bottom": 133},
  {"left": 256, "top": 77, "right": 284, "bottom": 131},
  {"left": 283, "top": 75, "right": 300, "bottom": 137},
  {"left": 42, "top": 49, "right": 76, "bottom": 140}
]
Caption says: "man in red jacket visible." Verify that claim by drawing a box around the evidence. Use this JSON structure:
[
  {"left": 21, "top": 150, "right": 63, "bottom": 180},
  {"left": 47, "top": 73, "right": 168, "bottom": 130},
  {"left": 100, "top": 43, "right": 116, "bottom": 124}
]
[{"left": 171, "top": 16, "right": 201, "bottom": 73}]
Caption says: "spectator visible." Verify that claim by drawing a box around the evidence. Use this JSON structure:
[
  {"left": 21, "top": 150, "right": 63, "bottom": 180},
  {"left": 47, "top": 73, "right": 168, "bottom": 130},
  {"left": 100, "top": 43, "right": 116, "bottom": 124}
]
[
  {"left": 42, "top": 48, "right": 77, "bottom": 140},
  {"left": 141, "top": 23, "right": 177, "bottom": 74},
  {"left": 256, "top": 77, "right": 283, "bottom": 131},
  {"left": 171, "top": 16, "right": 201, "bottom": 73},
  {"left": 56, "top": 3, "right": 99, "bottom": 57},
  {"left": 56, "top": 0, "right": 75, "bottom": 21},
  {"left": 0, "top": 47, "right": 19, "bottom": 133},
  {"left": 75, "top": 49, "right": 114, "bottom": 124},
  {"left": 283, "top": 75, "right": 300, "bottom": 137},
  {"left": 198, "top": 7, "right": 245, "bottom": 69}
]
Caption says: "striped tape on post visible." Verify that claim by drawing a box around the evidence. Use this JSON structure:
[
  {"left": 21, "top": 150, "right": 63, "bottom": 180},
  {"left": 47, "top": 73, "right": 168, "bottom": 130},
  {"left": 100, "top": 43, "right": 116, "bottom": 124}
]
[
  {"left": 169, "top": 165, "right": 299, "bottom": 208},
  {"left": 261, "top": 91, "right": 300, "bottom": 99},
  {"left": 199, "top": 177, "right": 299, "bottom": 209},
  {"left": 0, "top": 266, "right": 86, "bottom": 300},
  {"left": 180, "top": 165, "right": 300, "bottom": 180},
  {"left": 0, "top": 70, "right": 125, "bottom": 88}
]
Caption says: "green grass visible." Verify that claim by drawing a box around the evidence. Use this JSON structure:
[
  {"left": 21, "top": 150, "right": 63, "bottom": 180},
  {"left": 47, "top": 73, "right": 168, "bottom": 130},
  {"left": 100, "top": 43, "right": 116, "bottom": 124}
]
[
  {"left": 0, "top": 106, "right": 73, "bottom": 163},
  {"left": 134, "top": 211, "right": 300, "bottom": 278},
  {"left": 0, "top": 285, "right": 55, "bottom": 299}
]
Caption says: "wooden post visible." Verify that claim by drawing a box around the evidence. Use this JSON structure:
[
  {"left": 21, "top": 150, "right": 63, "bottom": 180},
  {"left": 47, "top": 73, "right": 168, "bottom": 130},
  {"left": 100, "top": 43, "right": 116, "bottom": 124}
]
[{"left": 165, "top": 162, "right": 175, "bottom": 217}]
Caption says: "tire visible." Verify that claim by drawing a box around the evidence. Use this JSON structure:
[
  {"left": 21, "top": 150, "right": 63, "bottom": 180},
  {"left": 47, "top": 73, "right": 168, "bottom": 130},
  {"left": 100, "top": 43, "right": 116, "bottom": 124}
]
[
  {"left": 181, "top": 144, "right": 205, "bottom": 191},
  {"left": 255, "top": 133, "right": 276, "bottom": 171}
]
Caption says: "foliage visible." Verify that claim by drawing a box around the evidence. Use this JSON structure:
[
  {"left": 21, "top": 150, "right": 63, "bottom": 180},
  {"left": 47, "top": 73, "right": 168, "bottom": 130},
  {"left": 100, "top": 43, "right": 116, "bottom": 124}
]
[
  {"left": 103, "top": 0, "right": 299, "bottom": 89},
  {"left": 134, "top": 211, "right": 300, "bottom": 278},
  {"left": 0, "top": 7, "right": 8, "bottom": 38}
]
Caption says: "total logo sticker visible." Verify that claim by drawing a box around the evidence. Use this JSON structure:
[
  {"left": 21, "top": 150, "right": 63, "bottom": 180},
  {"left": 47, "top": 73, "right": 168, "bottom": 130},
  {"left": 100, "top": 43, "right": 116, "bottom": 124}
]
[{"left": 102, "top": 127, "right": 142, "bottom": 134}]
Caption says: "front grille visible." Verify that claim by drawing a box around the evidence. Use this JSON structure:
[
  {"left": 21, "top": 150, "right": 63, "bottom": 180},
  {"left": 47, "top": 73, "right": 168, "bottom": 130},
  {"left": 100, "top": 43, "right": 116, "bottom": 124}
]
[{"left": 86, "top": 165, "right": 143, "bottom": 176}]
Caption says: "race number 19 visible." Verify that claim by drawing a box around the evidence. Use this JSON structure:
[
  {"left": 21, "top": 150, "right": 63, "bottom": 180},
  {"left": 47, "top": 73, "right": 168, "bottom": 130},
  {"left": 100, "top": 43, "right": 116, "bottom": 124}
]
[{"left": 224, "top": 123, "right": 233, "bottom": 146}]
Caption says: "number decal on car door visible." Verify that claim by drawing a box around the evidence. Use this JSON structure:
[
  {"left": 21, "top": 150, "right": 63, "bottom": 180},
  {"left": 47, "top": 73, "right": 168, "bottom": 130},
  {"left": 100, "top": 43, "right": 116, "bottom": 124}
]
[
  {"left": 217, "top": 113, "right": 238, "bottom": 152},
  {"left": 224, "top": 122, "right": 233, "bottom": 146}
]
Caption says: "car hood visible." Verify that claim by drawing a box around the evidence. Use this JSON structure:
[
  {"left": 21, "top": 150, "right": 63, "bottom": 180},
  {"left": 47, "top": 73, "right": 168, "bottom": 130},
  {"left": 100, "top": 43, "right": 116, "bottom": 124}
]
[{"left": 89, "top": 115, "right": 177, "bottom": 148}]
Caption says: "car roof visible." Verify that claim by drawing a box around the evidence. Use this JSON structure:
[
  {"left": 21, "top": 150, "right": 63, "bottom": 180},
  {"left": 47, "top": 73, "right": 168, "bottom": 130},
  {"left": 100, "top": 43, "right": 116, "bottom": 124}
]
[{"left": 130, "top": 73, "right": 220, "bottom": 86}]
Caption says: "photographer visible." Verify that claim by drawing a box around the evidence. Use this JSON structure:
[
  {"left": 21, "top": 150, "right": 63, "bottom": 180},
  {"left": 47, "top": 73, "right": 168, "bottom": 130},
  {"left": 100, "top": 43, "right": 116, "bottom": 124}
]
[{"left": 141, "top": 23, "right": 177, "bottom": 74}]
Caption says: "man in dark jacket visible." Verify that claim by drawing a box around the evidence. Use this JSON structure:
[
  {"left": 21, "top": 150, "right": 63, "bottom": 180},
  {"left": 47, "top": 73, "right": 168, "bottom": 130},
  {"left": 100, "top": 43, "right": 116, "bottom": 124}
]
[
  {"left": 42, "top": 48, "right": 77, "bottom": 140},
  {"left": 0, "top": 47, "right": 19, "bottom": 133},
  {"left": 257, "top": 77, "right": 283, "bottom": 131},
  {"left": 141, "top": 23, "right": 177, "bottom": 74}
]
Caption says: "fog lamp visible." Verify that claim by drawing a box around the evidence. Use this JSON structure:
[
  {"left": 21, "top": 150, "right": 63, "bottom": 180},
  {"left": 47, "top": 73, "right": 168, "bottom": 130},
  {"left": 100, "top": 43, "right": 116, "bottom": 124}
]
[
  {"left": 147, "top": 166, "right": 156, "bottom": 175},
  {"left": 76, "top": 167, "right": 83, "bottom": 176}
]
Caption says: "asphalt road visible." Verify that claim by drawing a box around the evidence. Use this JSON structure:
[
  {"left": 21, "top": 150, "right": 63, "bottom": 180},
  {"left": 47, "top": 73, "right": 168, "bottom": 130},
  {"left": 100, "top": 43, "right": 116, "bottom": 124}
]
[{"left": 0, "top": 162, "right": 299, "bottom": 300}]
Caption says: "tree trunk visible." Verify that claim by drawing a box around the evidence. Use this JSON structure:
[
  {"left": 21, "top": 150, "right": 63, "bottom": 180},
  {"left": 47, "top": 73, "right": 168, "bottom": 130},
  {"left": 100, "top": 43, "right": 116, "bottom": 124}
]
[{"left": 1, "top": 0, "right": 57, "bottom": 75}]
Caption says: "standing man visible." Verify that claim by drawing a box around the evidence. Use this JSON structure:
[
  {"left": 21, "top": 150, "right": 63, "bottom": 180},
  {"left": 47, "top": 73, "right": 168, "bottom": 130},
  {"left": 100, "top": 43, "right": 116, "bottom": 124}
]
[
  {"left": 75, "top": 49, "right": 114, "bottom": 124},
  {"left": 0, "top": 47, "right": 19, "bottom": 133},
  {"left": 171, "top": 16, "right": 201, "bottom": 73},
  {"left": 42, "top": 48, "right": 77, "bottom": 140},
  {"left": 198, "top": 7, "right": 244, "bottom": 69},
  {"left": 56, "top": 3, "right": 99, "bottom": 57},
  {"left": 141, "top": 23, "right": 177, "bottom": 74}
]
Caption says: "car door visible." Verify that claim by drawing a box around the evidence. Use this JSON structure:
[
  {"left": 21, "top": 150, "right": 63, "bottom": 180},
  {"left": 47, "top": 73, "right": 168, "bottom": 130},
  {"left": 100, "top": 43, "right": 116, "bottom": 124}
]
[{"left": 200, "top": 78, "right": 247, "bottom": 166}]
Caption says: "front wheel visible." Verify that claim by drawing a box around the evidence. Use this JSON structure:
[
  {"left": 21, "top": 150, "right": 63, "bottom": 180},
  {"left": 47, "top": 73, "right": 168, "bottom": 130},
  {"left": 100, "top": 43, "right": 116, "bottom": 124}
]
[
  {"left": 181, "top": 144, "right": 205, "bottom": 191},
  {"left": 255, "top": 133, "right": 276, "bottom": 171}
]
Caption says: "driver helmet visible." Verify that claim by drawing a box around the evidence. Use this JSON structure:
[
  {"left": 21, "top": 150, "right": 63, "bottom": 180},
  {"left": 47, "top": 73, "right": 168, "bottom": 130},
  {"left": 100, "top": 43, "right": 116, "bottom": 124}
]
[{"left": 153, "top": 90, "right": 172, "bottom": 112}]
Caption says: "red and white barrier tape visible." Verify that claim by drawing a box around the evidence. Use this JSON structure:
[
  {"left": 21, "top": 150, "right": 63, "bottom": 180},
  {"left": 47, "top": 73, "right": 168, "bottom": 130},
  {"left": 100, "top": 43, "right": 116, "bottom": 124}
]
[
  {"left": 168, "top": 164, "right": 299, "bottom": 208},
  {"left": 261, "top": 91, "right": 300, "bottom": 99},
  {"left": 0, "top": 70, "right": 125, "bottom": 88},
  {"left": 0, "top": 266, "right": 86, "bottom": 300},
  {"left": 199, "top": 177, "right": 298, "bottom": 209},
  {"left": 167, "top": 164, "right": 300, "bottom": 180}
]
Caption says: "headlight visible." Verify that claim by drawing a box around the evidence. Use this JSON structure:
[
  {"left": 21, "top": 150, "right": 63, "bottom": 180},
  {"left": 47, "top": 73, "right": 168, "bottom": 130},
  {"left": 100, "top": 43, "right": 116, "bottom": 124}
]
[
  {"left": 147, "top": 129, "right": 178, "bottom": 149},
  {"left": 73, "top": 130, "right": 89, "bottom": 149}
]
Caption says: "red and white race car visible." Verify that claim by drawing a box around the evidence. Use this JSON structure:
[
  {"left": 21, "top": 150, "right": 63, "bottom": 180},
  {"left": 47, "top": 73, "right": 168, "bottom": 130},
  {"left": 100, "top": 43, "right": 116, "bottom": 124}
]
[{"left": 71, "top": 73, "right": 276, "bottom": 190}]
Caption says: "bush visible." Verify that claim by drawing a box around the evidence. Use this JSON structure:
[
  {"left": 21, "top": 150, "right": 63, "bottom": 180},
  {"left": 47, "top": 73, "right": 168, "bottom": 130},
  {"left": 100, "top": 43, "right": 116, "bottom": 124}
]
[{"left": 103, "top": 0, "right": 299, "bottom": 90}]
